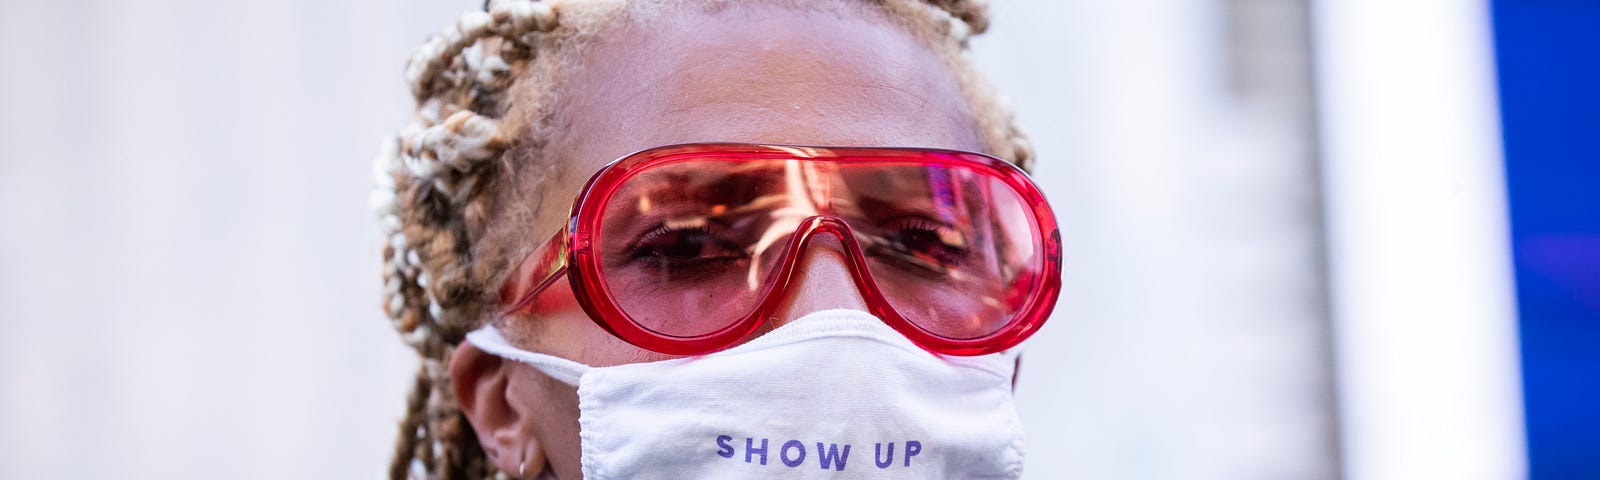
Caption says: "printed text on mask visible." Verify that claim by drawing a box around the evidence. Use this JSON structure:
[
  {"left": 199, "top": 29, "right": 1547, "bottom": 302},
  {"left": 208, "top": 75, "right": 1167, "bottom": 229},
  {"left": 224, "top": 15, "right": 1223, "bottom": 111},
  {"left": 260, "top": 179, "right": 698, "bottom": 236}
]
[{"left": 716, "top": 435, "right": 923, "bottom": 471}]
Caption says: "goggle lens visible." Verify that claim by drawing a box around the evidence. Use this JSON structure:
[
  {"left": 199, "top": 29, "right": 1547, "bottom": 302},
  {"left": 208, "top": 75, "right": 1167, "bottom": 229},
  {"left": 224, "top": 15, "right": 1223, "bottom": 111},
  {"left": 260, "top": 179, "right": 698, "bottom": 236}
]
[{"left": 593, "top": 155, "right": 1046, "bottom": 341}]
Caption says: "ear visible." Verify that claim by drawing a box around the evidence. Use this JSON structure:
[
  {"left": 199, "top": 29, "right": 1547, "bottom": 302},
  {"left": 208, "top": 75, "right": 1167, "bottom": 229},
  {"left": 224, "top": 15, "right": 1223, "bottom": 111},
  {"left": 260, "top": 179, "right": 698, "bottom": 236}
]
[{"left": 450, "top": 341, "right": 548, "bottom": 478}]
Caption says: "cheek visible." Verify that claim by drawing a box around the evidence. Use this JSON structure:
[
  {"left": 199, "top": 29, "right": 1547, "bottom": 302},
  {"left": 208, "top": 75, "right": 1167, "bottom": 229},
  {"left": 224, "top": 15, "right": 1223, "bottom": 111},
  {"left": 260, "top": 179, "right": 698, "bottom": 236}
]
[{"left": 510, "top": 280, "right": 677, "bottom": 368}]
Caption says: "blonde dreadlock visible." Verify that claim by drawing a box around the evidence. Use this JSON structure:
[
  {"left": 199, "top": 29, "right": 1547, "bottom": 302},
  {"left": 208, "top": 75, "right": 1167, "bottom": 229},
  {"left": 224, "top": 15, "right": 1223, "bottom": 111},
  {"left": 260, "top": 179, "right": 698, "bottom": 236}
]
[{"left": 371, "top": 1, "right": 1032, "bottom": 478}]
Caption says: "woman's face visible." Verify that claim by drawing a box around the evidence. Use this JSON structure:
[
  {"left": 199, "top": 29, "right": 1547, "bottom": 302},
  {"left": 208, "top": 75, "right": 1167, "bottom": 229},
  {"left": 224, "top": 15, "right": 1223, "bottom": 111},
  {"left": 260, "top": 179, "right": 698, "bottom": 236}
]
[{"left": 452, "top": 4, "right": 984, "bottom": 478}]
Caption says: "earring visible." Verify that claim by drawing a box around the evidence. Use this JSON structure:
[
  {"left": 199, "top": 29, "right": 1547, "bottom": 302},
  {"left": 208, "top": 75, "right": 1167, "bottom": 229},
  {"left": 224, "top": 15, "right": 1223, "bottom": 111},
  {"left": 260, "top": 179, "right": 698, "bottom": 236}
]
[{"left": 518, "top": 460, "right": 527, "bottom": 478}]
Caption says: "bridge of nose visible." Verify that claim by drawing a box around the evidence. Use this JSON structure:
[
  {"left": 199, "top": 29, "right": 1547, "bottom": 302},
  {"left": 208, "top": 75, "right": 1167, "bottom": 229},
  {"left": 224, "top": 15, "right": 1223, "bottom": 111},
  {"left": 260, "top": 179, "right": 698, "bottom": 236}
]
[{"left": 765, "top": 219, "right": 874, "bottom": 329}]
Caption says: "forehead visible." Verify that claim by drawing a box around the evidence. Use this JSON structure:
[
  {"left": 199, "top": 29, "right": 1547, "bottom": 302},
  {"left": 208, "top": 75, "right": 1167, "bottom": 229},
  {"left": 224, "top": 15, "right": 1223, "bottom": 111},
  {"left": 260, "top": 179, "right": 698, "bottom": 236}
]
[{"left": 547, "top": 3, "right": 982, "bottom": 174}]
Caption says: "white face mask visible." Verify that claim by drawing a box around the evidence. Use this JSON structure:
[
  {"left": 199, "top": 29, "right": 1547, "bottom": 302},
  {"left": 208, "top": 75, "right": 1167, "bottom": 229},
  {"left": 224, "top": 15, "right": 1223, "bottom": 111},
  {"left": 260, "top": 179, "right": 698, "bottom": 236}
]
[{"left": 465, "top": 309, "right": 1026, "bottom": 479}]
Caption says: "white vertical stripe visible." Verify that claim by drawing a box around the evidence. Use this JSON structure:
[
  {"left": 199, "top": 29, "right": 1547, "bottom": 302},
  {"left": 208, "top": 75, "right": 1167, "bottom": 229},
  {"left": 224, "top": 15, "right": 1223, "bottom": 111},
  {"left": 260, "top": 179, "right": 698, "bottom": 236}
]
[{"left": 1313, "top": 0, "right": 1527, "bottom": 478}]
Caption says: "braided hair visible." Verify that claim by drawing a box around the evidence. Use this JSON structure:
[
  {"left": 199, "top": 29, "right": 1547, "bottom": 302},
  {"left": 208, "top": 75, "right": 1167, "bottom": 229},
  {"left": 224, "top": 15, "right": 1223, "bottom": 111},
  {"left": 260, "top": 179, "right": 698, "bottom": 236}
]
[{"left": 371, "top": 1, "right": 1032, "bottom": 478}]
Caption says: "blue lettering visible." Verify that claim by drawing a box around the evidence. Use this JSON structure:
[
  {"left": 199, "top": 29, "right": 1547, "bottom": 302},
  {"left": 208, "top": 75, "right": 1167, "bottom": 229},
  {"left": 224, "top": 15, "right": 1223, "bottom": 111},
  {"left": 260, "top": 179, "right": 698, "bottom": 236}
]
[
  {"left": 904, "top": 440, "right": 921, "bottom": 467},
  {"left": 715, "top": 435, "right": 734, "bottom": 459},
  {"left": 781, "top": 440, "right": 806, "bottom": 467},
  {"left": 746, "top": 438, "right": 769, "bottom": 465},
  {"left": 874, "top": 442, "right": 895, "bottom": 469},
  {"left": 816, "top": 442, "right": 851, "bottom": 471}
]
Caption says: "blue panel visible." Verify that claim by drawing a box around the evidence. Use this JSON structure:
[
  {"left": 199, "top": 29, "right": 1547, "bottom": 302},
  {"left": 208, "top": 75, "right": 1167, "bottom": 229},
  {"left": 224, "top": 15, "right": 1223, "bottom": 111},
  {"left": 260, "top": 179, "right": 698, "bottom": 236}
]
[{"left": 1491, "top": 0, "right": 1600, "bottom": 477}]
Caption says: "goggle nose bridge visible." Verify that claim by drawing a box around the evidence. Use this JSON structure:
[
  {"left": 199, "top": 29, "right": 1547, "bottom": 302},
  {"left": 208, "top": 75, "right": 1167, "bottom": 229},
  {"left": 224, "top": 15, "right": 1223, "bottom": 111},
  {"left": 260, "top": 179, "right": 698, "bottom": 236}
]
[{"left": 749, "top": 214, "right": 897, "bottom": 321}]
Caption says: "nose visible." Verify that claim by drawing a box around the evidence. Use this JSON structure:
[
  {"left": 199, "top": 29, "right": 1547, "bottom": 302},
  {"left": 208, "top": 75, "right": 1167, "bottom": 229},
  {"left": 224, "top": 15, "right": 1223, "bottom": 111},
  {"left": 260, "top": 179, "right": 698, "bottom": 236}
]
[{"left": 767, "top": 233, "right": 871, "bottom": 329}]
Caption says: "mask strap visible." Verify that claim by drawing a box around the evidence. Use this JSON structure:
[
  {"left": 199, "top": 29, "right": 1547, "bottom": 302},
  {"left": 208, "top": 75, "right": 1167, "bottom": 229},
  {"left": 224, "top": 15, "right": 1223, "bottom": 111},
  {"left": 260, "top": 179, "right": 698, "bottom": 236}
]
[{"left": 464, "top": 324, "right": 590, "bottom": 386}]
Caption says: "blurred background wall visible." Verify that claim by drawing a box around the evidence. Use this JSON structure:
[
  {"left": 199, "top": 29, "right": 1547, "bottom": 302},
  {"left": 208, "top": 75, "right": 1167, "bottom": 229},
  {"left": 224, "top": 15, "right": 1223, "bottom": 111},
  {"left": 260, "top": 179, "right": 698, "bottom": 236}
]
[
  {"left": 2, "top": 0, "right": 1583, "bottom": 478},
  {"left": 977, "top": 0, "right": 1341, "bottom": 477}
]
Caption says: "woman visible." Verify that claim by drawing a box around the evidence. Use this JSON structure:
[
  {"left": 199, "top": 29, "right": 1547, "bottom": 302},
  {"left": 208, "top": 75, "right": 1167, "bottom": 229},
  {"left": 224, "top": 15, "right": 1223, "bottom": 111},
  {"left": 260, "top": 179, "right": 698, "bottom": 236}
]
[{"left": 372, "top": 0, "right": 1060, "bottom": 478}]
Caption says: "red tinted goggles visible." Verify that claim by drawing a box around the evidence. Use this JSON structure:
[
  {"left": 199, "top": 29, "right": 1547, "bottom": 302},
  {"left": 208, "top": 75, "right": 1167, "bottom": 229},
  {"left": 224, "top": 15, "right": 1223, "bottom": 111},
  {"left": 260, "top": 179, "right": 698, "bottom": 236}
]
[{"left": 499, "top": 144, "right": 1061, "bottom": 356}]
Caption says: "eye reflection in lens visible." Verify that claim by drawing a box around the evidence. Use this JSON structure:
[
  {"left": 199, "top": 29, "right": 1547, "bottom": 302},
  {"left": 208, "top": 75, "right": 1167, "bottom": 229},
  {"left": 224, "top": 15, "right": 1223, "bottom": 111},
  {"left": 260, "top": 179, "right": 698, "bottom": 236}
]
[
  {"left": 597, "top": 161, "right": 801, "bottom": 336},
  {"left": 620, "top": 217, "right": 750, "bottom": 278},
  {"left": 835, "top": 164, "right": 1021, "bottom": 339}
]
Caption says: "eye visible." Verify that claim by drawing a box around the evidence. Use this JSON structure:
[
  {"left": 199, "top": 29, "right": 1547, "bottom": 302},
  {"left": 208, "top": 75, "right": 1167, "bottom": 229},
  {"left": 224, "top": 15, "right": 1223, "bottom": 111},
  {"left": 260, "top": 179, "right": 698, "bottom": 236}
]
[
  {"left": 623, "top": 222, "right": 749, "bottom": 272},
  {"left": 870, "top": 216, "right": 970, "bottom": 273}
]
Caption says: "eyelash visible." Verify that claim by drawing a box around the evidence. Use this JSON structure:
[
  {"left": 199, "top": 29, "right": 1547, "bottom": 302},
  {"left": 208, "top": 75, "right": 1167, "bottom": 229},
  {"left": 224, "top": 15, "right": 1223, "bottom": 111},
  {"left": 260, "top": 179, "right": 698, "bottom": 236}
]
[
  {"left": 615, "top": 216, "right": 966, "bottom": 278},
  {"left": 869, "top": 216, "right": 970, "bottom": 274},
  {"left": 621, "top": 223, "right": 749, "bottom": 271}
]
